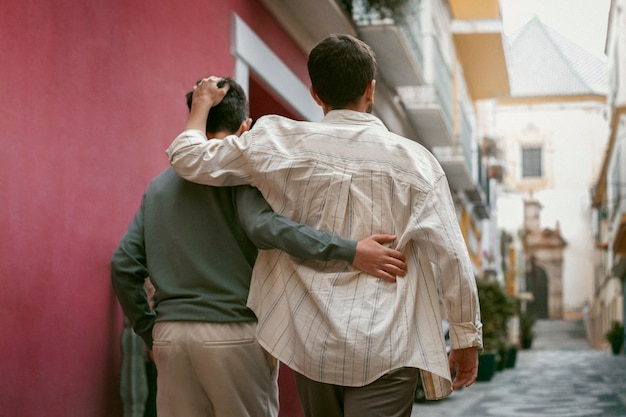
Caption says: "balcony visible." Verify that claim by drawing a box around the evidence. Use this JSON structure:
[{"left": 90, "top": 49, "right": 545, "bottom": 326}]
[
  {"left": 399, "top": 84, "right": 454, "bottom": 148},
  {"left": 468, "top": 151, "right": 490, "bottom": 220},
  {"left": 433, "top": 96, "right": 490, "bottom": 218},
  {"left": 434, "top": 145, "right": 473, "bottom": 191},
  {"left": 609, "top": 139, "right": 626, "bottom": 253},
  {"left": 613, "top": 255, "right": 626, "bottom": 280},
  {"left": 263, "top": 0, "right": 488, "bottom": 154},
  {"left": 613, "top": 213, "right": 626, "bottom": 255},
  {"left": 355, "top": 0, "right": 424, "bottom": 88},
  {"left": 466, "top": 150, "right": 488, "bottom": 203},
  {"left": 448, "top": 0, "right": 510, "bottom": 100},
  {"left": 259, "top": 0, "right": 355, "bottom": 52},
  {"left": 359, "top": 24, "right": 424, "bottom": 87},
  {"left": 354, "top": 0, "right": 454, "bottom": 149}
]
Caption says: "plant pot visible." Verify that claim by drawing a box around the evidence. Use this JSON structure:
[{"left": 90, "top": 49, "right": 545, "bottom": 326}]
[
  {"left": 505, "top": 347, "right": 517, "bottom": 368},
  {"left": 477, "top": 353, "right": 497, "bottom": 382},
  {"left": 521, "top": 335, "right": 533, "bottom": 349},
  {"left": 611, "top": 341, "right": 623, "bottom": 355},
  {"left": 604, "top": 321, "right": 623, "bottom": 355},
  {"left": 496, "top": 349, "right": 506, "bottom": 371}
]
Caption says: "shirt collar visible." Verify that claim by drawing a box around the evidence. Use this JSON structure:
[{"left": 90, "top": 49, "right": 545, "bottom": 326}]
[{"left": 322, "top": 109, "right": 387, "bottom": 129}]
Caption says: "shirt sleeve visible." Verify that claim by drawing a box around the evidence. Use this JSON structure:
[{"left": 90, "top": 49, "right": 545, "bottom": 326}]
[
  {"left": 413, "top": 175, "right": 483, "bottom": 351},
  {"left": 234, "top": 185, "right": 357, "bottom": 263},
  {"left": 110, "top": 194, "right": 156, "bottom": 349},
  {"left": 166, "top": 129, "right": 254, "bottom": 187}
]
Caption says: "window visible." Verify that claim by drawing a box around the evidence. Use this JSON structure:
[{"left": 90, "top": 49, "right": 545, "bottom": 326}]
[{"left": 522, "top": 147, "right": 542, "bottom": 178}]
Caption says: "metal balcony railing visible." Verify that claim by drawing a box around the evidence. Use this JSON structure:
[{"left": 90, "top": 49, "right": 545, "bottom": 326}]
[
  {"left": 433, "top": 40, "right": 453, "bottom": 131},
  {"left": 354, "top": 0, "right": 425, "bottom": 88}
]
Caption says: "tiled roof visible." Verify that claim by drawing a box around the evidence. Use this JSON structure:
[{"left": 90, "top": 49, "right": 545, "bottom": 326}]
[{"left": 506, "top": 16, "right": 607, "bottom": 97}]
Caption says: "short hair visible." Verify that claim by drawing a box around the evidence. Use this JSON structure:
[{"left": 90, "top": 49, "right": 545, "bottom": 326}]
[
  {"left": 307, "top": 34, "right": 377, "bottom": 109},
  {"left": 185, "top": 77, "right": 248, "bottom": 135}
]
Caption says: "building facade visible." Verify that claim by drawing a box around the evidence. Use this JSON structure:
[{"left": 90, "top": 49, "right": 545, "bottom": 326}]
[
  {"left": 489, "top": 17, "right": 609, "bottom": 321},
  {"left": 590, "top": 0, "right": 626, "bottom": 350}
]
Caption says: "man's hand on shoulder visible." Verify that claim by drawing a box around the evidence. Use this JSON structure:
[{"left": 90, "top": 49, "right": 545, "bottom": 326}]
[{"left": 353, "top": 234, "right": 407, "bottom": 282}]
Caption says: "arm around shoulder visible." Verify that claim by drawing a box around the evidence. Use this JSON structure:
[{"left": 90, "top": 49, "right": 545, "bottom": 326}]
[
  {"left": 234, "top": 185, "right": 356, "bottom": 262},
  {"left": 235, "top": 186, "right": 407, "bottom": 281}
]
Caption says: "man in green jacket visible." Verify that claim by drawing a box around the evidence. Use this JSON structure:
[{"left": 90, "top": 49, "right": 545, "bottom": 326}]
[{"left": 111, "top": 78, "right": 407, "bottom": 417}]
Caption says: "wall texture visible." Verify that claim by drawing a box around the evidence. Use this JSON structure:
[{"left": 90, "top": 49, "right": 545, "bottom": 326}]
[{"left": 0, "top": 0, "right": 308, "bottom": 414}]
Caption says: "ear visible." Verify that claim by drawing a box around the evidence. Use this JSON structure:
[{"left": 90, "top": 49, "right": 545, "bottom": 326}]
[
  {"left": 310, "top": 85, "right": 323, "bottom": 107},
  {"left": 236, "top": 118, "right": 253, "bottom": 136},
  {"left": 310, "top": 85, "right": 333, "bottom": 114},
  {"left": 365, "top": 79, "right": 376, "bottom": 104}
]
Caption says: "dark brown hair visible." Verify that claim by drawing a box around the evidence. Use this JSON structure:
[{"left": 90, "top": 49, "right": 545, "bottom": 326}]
[
  {"left": 185, "top": 77, "right": 248, "bottom": 134},
  {"left": 307, "top": 34, "right": 377, "bottom": 109}
]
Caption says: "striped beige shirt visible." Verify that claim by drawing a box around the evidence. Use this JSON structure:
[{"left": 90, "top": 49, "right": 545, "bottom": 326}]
[{"left": 167, "top": 110, "right": 482, "bottom": 399}]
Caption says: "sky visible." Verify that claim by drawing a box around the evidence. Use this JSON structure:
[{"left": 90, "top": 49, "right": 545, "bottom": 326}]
[{"left": 499, "top": 0, "right": 612, "bottom": 60}]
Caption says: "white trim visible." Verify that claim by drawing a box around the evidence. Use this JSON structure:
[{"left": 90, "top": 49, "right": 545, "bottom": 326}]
[
  {"left": 230, "top": 14, "right": 323, "bottom": 121},
  {"left": 233, "top": 59, "right": 249, "bottom": 94}
]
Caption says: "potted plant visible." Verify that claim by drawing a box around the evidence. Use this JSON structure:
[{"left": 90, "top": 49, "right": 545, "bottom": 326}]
[
  {"left": 504, "top": 343, "right": 518, "bottom": 368},
  {"left": 475, "top": 278, "right": 514, "bottom": 381},
  {"left": 519, "top": 313, "right": 536, "bottom": 350},
  {"left": 338, "top": 0, "right": 410, "bottom": 22},
  {"left": 498, "top": 298, "right": 521, "bottom": 369},
  {"left": 605, "top": 320, "right": 624, "bottom": 355}
]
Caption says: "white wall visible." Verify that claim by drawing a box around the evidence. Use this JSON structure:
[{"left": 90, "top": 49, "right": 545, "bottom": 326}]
[{"left": 494, "top": 103, "right": 609, "bottom": 315}]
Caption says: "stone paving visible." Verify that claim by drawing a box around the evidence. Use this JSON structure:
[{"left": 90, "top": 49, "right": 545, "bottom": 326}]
[{"left": 411, "top": 320, "right": 626, "bottom": 417}]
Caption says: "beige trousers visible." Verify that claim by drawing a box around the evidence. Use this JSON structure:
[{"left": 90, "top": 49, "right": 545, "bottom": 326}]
[{"left": 152, "top": 321, "right": 279, "bottom": 417}]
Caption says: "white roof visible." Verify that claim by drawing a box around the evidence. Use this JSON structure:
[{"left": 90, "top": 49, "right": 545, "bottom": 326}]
[{"left": 506, "top": 17, "right": 607, "bottom": 97}]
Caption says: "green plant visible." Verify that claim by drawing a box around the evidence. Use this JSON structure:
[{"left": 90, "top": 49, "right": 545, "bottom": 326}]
[
  {"left": 339, "top": 0, "right": 410, "bottom": 22},
  {"left": 476, "top": 278, "right": 515, "bottom": 353},
  {"left": 605, "top": 320, "right": 624, "bottom": 354}
]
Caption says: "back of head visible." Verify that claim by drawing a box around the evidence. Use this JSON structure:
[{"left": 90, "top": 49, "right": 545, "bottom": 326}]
[
  {"left": 186, "top": 77, "right": 248, "bottom": 135},
  {"left": 307, "top": 34, "right": 377, "bottom": 109}
]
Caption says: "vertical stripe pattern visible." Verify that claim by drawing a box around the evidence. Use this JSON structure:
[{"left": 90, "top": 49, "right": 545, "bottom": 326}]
[{"left": 167, "top": 110, "right": 482, "bottom": 398}]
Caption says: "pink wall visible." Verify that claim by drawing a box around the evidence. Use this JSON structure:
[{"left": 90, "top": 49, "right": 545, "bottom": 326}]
[{"left": 0, "top": 0, "right": 308, "bottom": 414}]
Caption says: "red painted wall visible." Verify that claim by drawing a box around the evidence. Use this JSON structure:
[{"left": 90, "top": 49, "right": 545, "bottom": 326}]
[{"left": 0, "top": 0, "right": 308, "bottom": 415}]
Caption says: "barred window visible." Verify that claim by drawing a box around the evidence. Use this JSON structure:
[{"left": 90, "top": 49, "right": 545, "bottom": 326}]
[{"left": 522, "top": 147, "right": 542, "bottom": 178}]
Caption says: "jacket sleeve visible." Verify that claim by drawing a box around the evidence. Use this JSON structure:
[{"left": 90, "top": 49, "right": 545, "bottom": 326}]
[
  {"left": 234, "top": 185, "right": 357, "bottom": 263},
  {"left": 110, "top": 194, "right": 155, "bottom": 349}
]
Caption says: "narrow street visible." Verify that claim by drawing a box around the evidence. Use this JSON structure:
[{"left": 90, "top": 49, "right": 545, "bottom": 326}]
[{"left": 411, "top": 320, "right": 626, "bottom": 417}]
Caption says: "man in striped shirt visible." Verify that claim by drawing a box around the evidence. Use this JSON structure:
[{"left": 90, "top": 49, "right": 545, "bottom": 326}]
[{"left": 168, "top": 34, "right": 482, "bottom": 417}]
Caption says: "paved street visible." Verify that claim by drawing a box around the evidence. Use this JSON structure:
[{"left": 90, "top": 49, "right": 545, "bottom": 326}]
[{"left": 411, "top": 320, "right": 626, "bottom": 417}]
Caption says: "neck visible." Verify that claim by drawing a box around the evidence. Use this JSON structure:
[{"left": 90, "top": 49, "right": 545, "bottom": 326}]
[
  {"left": 322, "top": 101, "right": 370, "bottom": 115},
  {"left": 208, "top": 130, "right": 232, "bottom": 139}
]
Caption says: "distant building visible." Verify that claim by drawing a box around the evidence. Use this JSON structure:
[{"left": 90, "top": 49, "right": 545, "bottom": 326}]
[
  {"left": 590, "top": 0, "right": 626, "bottom": 351},
  {"left": 487, "top": 17, "right": 609, "bottom": 320},
  {"left": 523, "top": 199, "right": 567, "bottom": 319}
]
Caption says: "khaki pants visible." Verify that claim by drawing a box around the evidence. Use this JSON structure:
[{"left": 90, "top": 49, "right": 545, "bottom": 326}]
[
  {"left": 153, "top": 321, "right": 279, "bottom": 417},
  {"left": 294, "top": 367, "right": 419, "bottom": 417}
]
